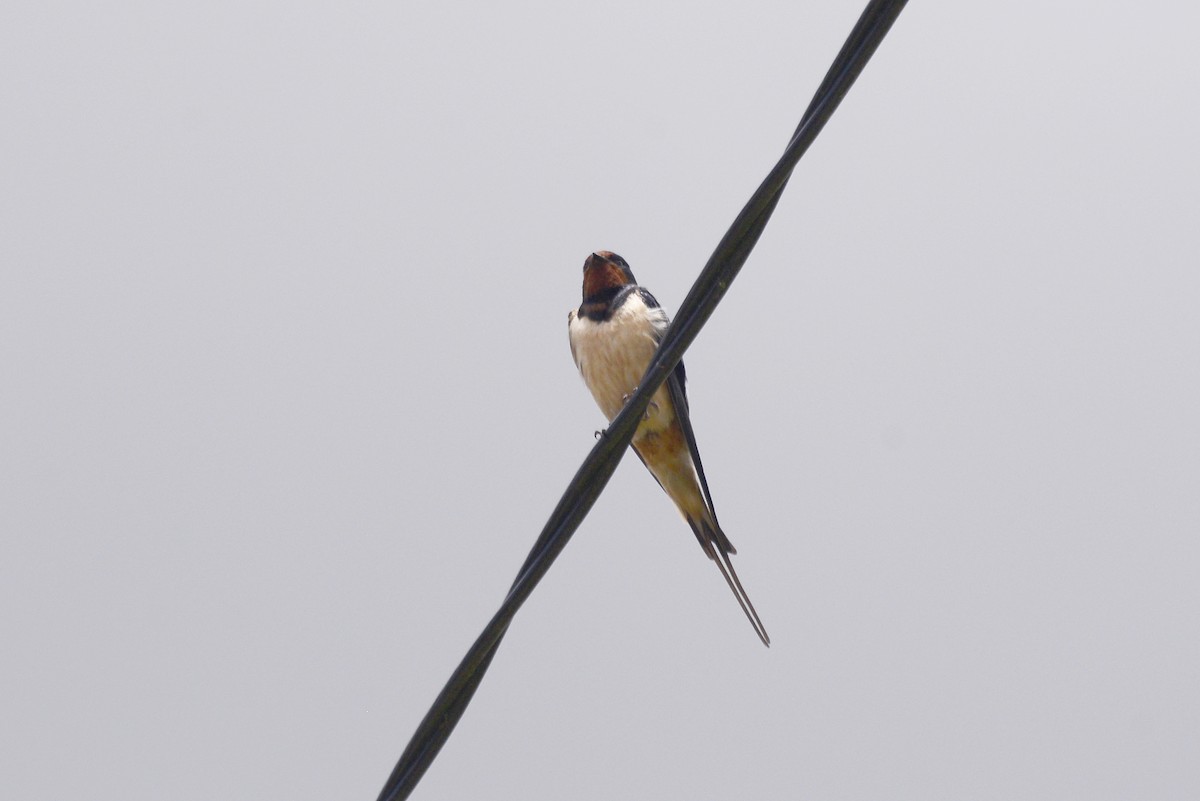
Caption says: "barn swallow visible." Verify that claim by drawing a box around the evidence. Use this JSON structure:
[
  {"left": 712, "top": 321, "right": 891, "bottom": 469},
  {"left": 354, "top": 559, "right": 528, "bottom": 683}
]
[{"left": 567, "top": 251, "right": 769, "bottom": 646}]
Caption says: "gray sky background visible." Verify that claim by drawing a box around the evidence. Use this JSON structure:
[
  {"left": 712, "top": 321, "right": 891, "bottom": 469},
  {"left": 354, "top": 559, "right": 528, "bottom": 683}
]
[{"left": 3, "top": 2, "right": 1198, "bottom": 799}]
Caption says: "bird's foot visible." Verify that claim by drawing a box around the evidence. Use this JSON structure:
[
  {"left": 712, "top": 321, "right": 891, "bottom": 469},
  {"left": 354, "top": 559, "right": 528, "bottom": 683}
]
[{"left": 621, "top": 390, "right": 659, "bottom": 421}]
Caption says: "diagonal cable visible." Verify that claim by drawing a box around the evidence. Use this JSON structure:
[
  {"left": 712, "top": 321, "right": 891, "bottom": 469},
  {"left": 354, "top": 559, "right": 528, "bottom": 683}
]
[{"left": 375, "top": 2, "right": 908, "bottom": 798}]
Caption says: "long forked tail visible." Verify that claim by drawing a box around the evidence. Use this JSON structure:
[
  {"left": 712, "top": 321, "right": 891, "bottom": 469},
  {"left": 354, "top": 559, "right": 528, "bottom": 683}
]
[
  {"left": 690, "top": 518, "right": 770, "bottom": 647},
  {"left": 712, "top": 547, "right": 771, "bottom": 647}
]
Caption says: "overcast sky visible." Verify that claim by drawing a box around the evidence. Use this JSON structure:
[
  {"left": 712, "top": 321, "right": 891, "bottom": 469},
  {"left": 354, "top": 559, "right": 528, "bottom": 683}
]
[{"left": 3, "top": 2, "right": 1198, "bottom": 800}]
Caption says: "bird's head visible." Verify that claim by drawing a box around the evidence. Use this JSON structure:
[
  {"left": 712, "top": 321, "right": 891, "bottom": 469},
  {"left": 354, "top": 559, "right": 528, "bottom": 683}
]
[{"left": 581, "top": 251, "right": 636, "bottom": 302}]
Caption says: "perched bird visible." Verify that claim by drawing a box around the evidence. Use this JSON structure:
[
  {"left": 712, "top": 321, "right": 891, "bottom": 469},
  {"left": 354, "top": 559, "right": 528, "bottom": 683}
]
[{"left": 567, "top": 251, "right": 769, "bottom": 646}]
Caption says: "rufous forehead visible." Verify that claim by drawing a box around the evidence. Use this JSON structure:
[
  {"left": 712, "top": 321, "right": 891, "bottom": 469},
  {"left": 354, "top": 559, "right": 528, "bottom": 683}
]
[{"left": 582, "top": 254, "right": 632, "bottom": 298}]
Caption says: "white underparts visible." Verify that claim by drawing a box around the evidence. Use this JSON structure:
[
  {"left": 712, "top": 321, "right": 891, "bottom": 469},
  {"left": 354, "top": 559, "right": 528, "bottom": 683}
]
[{"left": 567, "top": 293, "right": 673, "bottom": 433}]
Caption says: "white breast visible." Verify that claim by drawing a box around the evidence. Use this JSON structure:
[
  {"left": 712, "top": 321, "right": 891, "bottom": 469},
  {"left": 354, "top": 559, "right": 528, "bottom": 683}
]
[{"left": 568, "top": 292, "right": 672, "bottom": 426}]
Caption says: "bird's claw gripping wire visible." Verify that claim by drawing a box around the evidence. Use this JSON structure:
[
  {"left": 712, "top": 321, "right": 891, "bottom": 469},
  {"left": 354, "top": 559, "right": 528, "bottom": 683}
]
[{"left": 622, "top": 390, "right": 659, "bottom": 421}]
